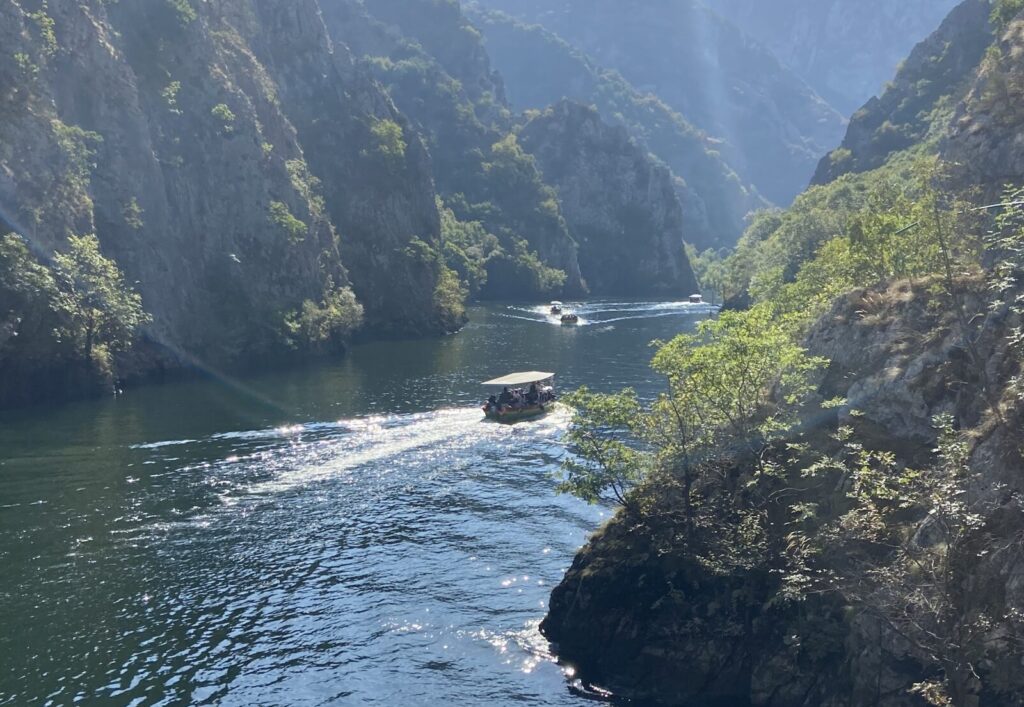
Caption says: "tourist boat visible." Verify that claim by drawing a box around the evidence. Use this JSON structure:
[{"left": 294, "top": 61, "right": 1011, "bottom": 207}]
[
  {"left": 482, "top": 371, "right": 556, "bottom": 422},
  {"left": 560, "top": 312, "right": 579, "bottom": 325},
  {"left": 550, "top": 301, "right": 563, "bottom": 315},
  {"left": 689, "top": 293, "right": 704, "bottom": 304}
]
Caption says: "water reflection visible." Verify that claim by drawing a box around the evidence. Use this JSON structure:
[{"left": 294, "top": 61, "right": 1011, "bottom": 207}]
[{"left": 0, "top": 300, "right": 714, "bottom": 705}]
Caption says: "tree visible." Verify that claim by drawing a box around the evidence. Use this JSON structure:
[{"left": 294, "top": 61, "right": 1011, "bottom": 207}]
[
  {"left": 808, "top": 417, "right": 1024, "bottom": 707},
  {"left": 559, "top": 305, "right": 825, "bottom": 564},
  {"left": 51, "top": 234, "right": 150, "bottom": 362},
  {"left": 283, "top": 282, "right": 364, "bottom": 353}
]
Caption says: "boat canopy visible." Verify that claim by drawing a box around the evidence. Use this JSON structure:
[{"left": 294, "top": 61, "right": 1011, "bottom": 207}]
[
  {"left": 482, "top": 371, "right": 555, "bottom": 387},
  {"left": 550, "top": 301, "right": 563, "bottom": 306}
]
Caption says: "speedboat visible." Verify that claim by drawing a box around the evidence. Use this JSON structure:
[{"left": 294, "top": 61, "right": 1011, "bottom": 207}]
[
  {"left": 482, "top": 371, "right": 556, "bottom": 423},
  {"left": 560, "top": 312, "right": 579, "bottom": 325},
  {"left": 689, "top": 293, "right": 704, "bottom": 304},
  {"left": 550, "top": 301, "right": 563, "bottom": 315}
]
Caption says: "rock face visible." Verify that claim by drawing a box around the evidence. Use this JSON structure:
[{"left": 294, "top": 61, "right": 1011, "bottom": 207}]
[
  {"left": 470, "top": 0, "right": 846, "bottom": 206},
  {"left": 814, "top": 0, "right": 993, "bottom": 185},
  {"left": 320, "top": 0, "right": 586, "bottom": 299},
  {"left": 467, "top": 6, "right": 762, "bottom": 250},
  {"left": 542, "top": 279, "right": 1024, "bottom": 706},
  {"left": 945, "top": 10, "right": 1024, "bottom": 194},
  {"left": 703, "top": 0, "right": 961, "bottom": 116},
  {"left": 0, "top": 0, "right": 455, "bottom": 371},
  {"left": 518, "top": 102, "right": 698, "bottom": 296}
]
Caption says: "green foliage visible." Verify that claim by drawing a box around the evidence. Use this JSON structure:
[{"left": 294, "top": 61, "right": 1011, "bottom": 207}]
[
  {"left": 438, "top": 199, "right": 494, "bottom": 294},
  {"left": 987, "top": 186, "right": 1024, "bottom": 397},
  {"left": 433, "top": 265, "right": 467, "bottom": 327},
  {"left": 0, "top": 233, "right": 59, "bottom": 321},
  {"left": 369, "top": 118, "right": 407, "bottom": 166},
  {"left": 809, "top": 416, "right": 1022, "bottom": 706},
  {"left": 50, "top": 234, "right": 150, "bottom": 361},
  {"left": 559, "top": 387, "right": 646, "bottom": 507},
  {"left": 210, "top": 102, "right": 235, "bottom": 134},
  {"left": 161, "top": 81, "right": 182, "bottom": 115},
  {"left": 284, "top": 283, "right": 364, "bottom": 352},
  {"left": 560, "top": 306, "right": 825, "bottom": 517},
  {"left": 166, "top": 0, "right": 197, "bottom": 26},
  {"left": 724, "top": 157, "right": 981, "bottom": 326},
  {"left": 268, "top": 201, "right": 306, "bottom": 245},
  {"left": 28, "top": 4, "right": 58, "bottom": 58},
  {"left": 686, "top": 244, "right": 726, "bottom": 303},
  {"left": 991, "top": 0, "right": 1024, "bottom": 31},
  {"left": 13, "top": 52, "right": 38, "bottom": 81},
  {"left": 122, "top": 197, "right": 144, "bottom": 230},
  {"left": 285, "top": 159, "right": 325, "bottom": 222},
  {"left": 51, "top": 119, "right": 102, "bottom": 192}
]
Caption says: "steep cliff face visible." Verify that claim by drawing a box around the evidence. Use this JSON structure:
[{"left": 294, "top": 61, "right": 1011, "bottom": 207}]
[
  {"left": 814, "top": 0, "right": 993, "bottom": 185},
  {"left": 543, "top": 279, "right": 1024, "bottom": 706},
  {"left": 703, "top": 0, "right": 961, "bottom": 116},
  {"left": 319, "top": 0, "right": 585, "bottom": 298},
  {"left": 0, "top": 0, "right": 461, "bottom": 406},
  {"left": 518, "top": 102, "right": 698, "bottom": 296},
  {"left": 466, "top": 6, "right": 761, "bottom": 250},
  {"left": 945, "top": 10, "right": 1024, "bottom": 194},
  {"left": 470, "top": 0, "right": 846, "bottom": 206}
]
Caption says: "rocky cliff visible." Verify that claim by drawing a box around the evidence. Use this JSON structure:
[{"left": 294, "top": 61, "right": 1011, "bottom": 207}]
[
  {"left": 0, "top": 0, "right": 473, "bottom": 407},
  {"left": 319, "top": 0, "right": 586, "bottom": 298},
  {"left": 466, "top": 6, "right": 761, "bottom": 250},
  {"left": 470, "top": 0, "right": 846, "bottom": 206},
  {"left": 703, "top": 0, "right": 961, "bottom": 116},
  {"left": 542, "top": 279, "right": 1024, "bottom": 706},
  {"left": 0, "top": 0, "right": 457, "bottom": 380},
  {"left": 945, "top": 9, "right": 1024, "bottom": 194},
  {"left": 814, "top": 0, "right": 994, "bottom": 185},
  {"left": 518, "top": 102, "right": 698, "bottom": 296}
]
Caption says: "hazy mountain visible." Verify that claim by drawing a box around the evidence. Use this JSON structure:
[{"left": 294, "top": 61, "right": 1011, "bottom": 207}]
[
  {"left": 702, "top": 0, "right": 962, "bottom": 116},
  {"left": 468, "top": 0, "right": 847, "bottom": 205},
  {"left": 467, "top": 5, "right": 762, "bottom": 249}
]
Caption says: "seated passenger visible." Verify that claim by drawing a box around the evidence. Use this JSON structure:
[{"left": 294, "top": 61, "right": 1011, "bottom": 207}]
[
  {"left": 526, "top": 383, "right": 539, "bottom": 405},
  {"left": 497, "top": 387, "right": 513, "bottom": 409}
]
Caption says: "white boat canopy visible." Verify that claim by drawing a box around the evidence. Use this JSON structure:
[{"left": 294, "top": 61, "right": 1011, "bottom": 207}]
[
  {"left": 482, "top": 371, "right": 555, "bottom": 387},
  {"left": 550, "top": 301, "right": 563, "bottom": 306}
]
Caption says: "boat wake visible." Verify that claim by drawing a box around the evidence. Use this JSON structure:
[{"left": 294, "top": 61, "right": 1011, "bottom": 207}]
[
  {"left": 149, "top": 406, "right": 573, "bottom": 506},
  {"left": 503, "top": 299, "right": 716, "bottom": 327}
]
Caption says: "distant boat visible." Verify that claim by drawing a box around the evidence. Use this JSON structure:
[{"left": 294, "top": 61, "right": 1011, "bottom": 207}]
[
  {"left": 550, "top": 301, "right": 563, "bottom": 315},
  {"left": 481, "top": 371, "right": 556, "bottom": 422},
  {"left": 689, "top": 293, "right": 704, "bottom": 304},
  {"left": 560, "top": 313, "right": 579, "bottom": 325}
]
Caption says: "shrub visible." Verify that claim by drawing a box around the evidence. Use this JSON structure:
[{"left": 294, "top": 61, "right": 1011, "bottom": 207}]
[
  {"left": 284, "top": 284, "right": 363, "bottom": 351},
  {"left": 268, "top": 201, "right": 306, "bottom": 245}
]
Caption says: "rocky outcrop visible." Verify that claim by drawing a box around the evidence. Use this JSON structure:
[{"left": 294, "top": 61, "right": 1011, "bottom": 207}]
[
  {"left": 814, "top": 0, "right": 993, "bottom": 185},
  {"left": 466, "top": 6, "right": 761, "bottom": 250},
  {"left": 703, "top": 0, "right": 961, "bottom": 116},
  {"left": 518, "top": 102, "right": 698, "bottom": 296},
  {"left": 945, "top": 10, "right": 1024, "bottom": 195},
  {"left": 471, "top": 0, "right": 846, "bottom": 206},
  {"left": 319, "top": 0, "right": 586, "bottom": 298},
  {"left": 542, "top": 278, "right": 1024, "bottom": 706},
  {"left": 0, "top": 0, "right": 461, "bottom": 407}
]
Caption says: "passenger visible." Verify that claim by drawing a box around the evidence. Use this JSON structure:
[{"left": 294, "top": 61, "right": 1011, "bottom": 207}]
[
  {"left": 526, "top": 383, "right": 539, "bottom": 405},
  {"left": 497, "top": 387, "right": 513, "bottom": 410},
  {"left": 487, "top": 394, "right": 497, "bottom": 412}
]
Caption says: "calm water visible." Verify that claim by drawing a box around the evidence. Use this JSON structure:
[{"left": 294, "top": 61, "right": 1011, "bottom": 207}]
[{"left": 0, "top": 300, "right": 714, "bottom": 706}]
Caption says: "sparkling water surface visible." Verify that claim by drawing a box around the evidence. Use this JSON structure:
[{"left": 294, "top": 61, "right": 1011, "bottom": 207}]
[{"left": 0, "top": 300, "right": 715, "bottom": 705}]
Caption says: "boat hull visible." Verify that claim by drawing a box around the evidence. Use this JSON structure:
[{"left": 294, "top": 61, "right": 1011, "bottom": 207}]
[{"left": 482, "top": 403, "right": 552, "bottom": 423}]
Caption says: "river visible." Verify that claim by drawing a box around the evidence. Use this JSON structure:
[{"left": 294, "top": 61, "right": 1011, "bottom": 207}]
[{"left": 0, "top": 300, "right": 714, "bottom": 705}]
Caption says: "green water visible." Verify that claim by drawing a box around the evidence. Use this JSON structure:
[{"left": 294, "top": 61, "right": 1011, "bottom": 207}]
[{"left": 0, "top": 300, "right": 715, "bottom": 705}]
